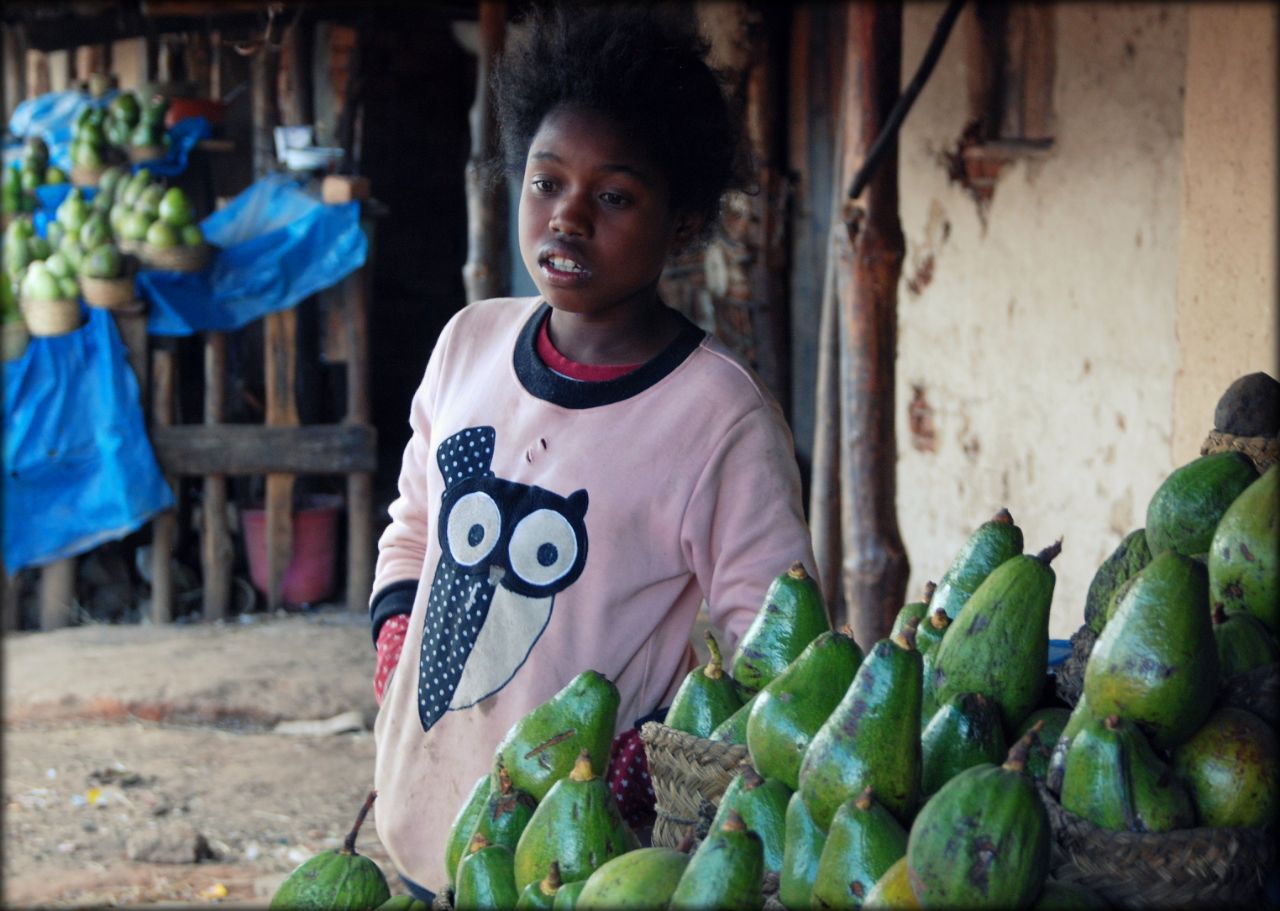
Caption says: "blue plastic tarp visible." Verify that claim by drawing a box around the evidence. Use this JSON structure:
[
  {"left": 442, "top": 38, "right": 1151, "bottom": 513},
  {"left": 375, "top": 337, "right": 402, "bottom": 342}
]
[
  {"left": 139, "top": 174, "right": 368, "bottom": 336},
  {"left": 3, "top": 306, "right": 174, "bottom": 570}
]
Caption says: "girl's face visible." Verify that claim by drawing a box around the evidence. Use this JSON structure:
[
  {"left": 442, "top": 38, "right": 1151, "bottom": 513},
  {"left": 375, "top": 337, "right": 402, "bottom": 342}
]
[{"left": 518, "top": 106, "right": 692, "bottom": 319}]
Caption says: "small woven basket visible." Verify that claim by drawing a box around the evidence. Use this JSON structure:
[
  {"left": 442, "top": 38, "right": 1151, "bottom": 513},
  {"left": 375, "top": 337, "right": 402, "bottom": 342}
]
[
  {"left": 137, "top": 242, "right": 213, "bottom": 273},
  {"left": 1218, "top": 662, "right": 1280, "bottom": 727},
  {"left": 639, "top": 721, "right": 749, "bottom": 850},
  {"left": 1037, "top": 783, "right": 1275, "bottom": 908},
  {"left": 3, "top": 320, "right": 30, "bottom": 360},
  {"left": 127, "top": 144, "right": 167, "bottom": 165},
  {"left": 79, "top": 273, "right": 138, "bottom": 310},
  {"left": 70, "top": 163, "right": 106, "bottom": 187},
  {"left": 20, "top": 297, "right": 82, "bottom": 336},
  {"left": 1201, "top": 429, "right": 1278, "bottom": 474}
]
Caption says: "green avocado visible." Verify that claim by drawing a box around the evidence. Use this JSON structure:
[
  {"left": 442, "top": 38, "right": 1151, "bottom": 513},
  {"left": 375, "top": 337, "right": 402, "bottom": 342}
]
[
  {"left": 445, "top": 773, "right": 493, "bottom": 888},
  {"left": 1083, "top": 551, "right": 1220, "bottom": 750},
  {"left": 1172, "top": 707, "right": 1278, "bottom": 828},
  {"left": 905, "top": 730, "right": 1050, "bottom": 910},
  {"left": 665, "top": 630, "right": 744, "bottom": 738},
  {"left": 493, "top": 669, "right": 619, "bottom": 802},
  {"left": 1212, "top": 604, "right": 1279, "bottom": 678},
  {"left": 798, "top": 631, "right": 922, "bottom": 830},
  {"left": 270, "top": 792, "right": 391, "bottom": 911},
  {"left": 917, "top": 611, "right": 952, "bottom": 729},
  {"left": 472, "top": 763, "right": 537, "bottom": 854},
  {"left": 669, "top": 811, "right": 764, "bottom": 911},
  {"left": 516, "top": 861, "right": 562, "bottom": 910},
  {"left": 920, "top": 692, "right": 1007, "bottom": 799},
  {"left": 1209, "top": 464, "right": 1278, "bottom": 633},
  {"left": 708, "top": 691, "right": 757, "bottom": 745},
  {"left": 731, "top": 561, "right": 831, "bottom": 691},
  {"left": 811, "top": 788, "right": 907, "bottom": 910},
  {"left": 891, "top": 582, "right": 936, "bottom": 638},
  {"left": 454, "top": 835, "right": 519, "bottom": 911},
  {"left": 779, "top": 790, "right": 827, "bottom": 911},
  {"left": 862, "top": 856, "right": 918, "bottom": 910},
  {"left": 1083, "top": 528, "right": 1151, "bottom": 634},
  {"left": 930, "top": 509, "right": 1025, "bottom": 620},
  {"left": 746, "top": 629, "right": 863, "bottom": 790},
  {"left": 1015, "top": 707, "right": 1071, "bottom": 785},
  {"left": 708, "top": 764, "right": 791, "bottom": 875},
  {"left": 573, "top": 846, "right": 689, "bottom": 910},
  {"left": 1045, "top": 693, "right": 1095, "bottom": 796},
  {"left": 512, "top": 751, "right": 639, "bottom": 892},
  {"left": 1146, "top": 451, "right": 1259, "bottom": 557},
  {"left": 1060, "top": 715, "right": 1195, "bottom": 832},
  {"left": 931, "top": 542, "right": 1061, "bottom": 735}
]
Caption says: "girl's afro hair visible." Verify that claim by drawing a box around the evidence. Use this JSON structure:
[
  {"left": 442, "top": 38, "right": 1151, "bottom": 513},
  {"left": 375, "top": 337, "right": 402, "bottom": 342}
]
[{"left": 494, "top": 2, "right": 751, "bottom": 231}]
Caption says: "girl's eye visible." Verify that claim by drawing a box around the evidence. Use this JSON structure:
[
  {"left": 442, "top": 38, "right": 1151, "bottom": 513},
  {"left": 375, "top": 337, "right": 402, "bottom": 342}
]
[
  {"left": 600, "top": 192, "right": 629, "bottom": 207},
  {"left": 531, "top": 178, "right": 556, "bottom": 193}
]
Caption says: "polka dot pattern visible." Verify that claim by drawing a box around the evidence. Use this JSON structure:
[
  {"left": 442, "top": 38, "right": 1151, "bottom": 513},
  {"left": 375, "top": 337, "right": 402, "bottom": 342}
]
[
  {"left": 373, "top": 614, "right": 410, "bottom": 704},
  {"left": 437, "top": 426, "right": 496, "bottom": 489},
  {"left": 607, "top": 727, "right": 656, "bottom": 829},
  {"left": 417, "top": 560, "right": 496, "bottom": 732}
]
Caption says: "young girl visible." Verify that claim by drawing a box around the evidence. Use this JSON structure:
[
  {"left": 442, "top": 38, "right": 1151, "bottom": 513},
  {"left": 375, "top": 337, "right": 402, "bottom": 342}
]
[{"left": 369, "top": 5, "right": 816, "bottom": 898}]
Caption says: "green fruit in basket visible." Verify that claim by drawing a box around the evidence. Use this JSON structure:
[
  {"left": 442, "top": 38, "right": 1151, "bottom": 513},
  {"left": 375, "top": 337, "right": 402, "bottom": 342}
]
[
  {"left": 109, "top": 203, "right": 130, "bottom": 236},
  {"left": 513, "top": 750, "right": 639, "bottom": 892},
  {"left": 811, "top": 788, "right": 906, "bottom": 911},
  {"left": 516, "top": 861, "right": 563, "bottom": 909},
  {"left": 181, "top": 223, "right": 205, "bottom": 247},
  {"left": 136, "top": 184, "right": 165, "bottom": 219},
  {"left": 863, "top": 855, "right": 918, "bottom": 910},
  {"left": 891, "top": 581, "right": 936, "bottom": 638},
  {"left": 3, "top": 166, "right": 19, "bottom": 194},
  {"left": 4, "top": 238, "right": 32, "bottom": 275},
  {"left": 669, "top": 811, "right": 764, "bottom": 911},
  {"left": 472, "top": 764, "right": 537, "bottom": 855},
  {"left": 145, "top": 220, "right": 180, "bottom": 249},
  {"left": 664, "top": 630, "right": 743, "bottom": 739},
  {"left": 44, "top": 251, "right": 73, "bottom": 280},
  {"left": 920, "top": 692, "right": 1007, "bottom": 800},
  {"left": 930, "top": 508, "right": 1025, "bottom": 620},
  {"left": 57, "top": 235, "right": 83, "bottom": 272},
  {"left": 57, "top": 191, "right": 90, "bottom": 233},
  {"left": 731, "top": 561, "right": 831, "bottom": 691},
  {"left": 6, "top": 215, "right": 35, "bottom": 243},
  {"left": 269, "top": 792, "right": 390, "bottom": 911},
  {"left": 74, "top": 141, "right": 105, "bottom": 171},
  {"left": 1, "top": 273, "right": 22, "bottom": 321},
  {"left": 43, "top": 166, "right": 67, "bottom": 186},
  {"left": 779, "top": 789, "right": 826, "bottom": 910},
  {"left": 120, "top": 171, "right": 148, "bottom": 208},
  {"left": 708, "top": 764, "right": 790, "bottom": 875},
  {"left": 707, "top": 690, "right": 756, "bottom": 745},
  {"left": 159, "top": 187, "right": 195, "bottom": 227},
  {"left": 1209, "top": 465, "right": 1278, "bottom": 633},
  {"left": 121, "top": 210, "right": 153, "bottom": 243},
  {"left": 79, "top": 212, "right": 111, "bottom": 251},
  {"left": 58, "top": 276, "right": 79, "bottom": 300},
  {"left": 110, "top": 92, "right": 140, "bottom": 127},
  {"left": 1213, "top": 604, "right": 1279, "bottom": 679},
  {"left": 574, "top": 847, "right": 689, "bottom": 911},
  {"left": 99, "top": 165, "right": 126, "bottom": 197},
  {"left": 82, "top": 244, "right": 123, "bottom": 280},
  {"left": 1172, "top": 706, "right": 1278, "bottom": 829},
  {"left": 1083, "top": 528, "right": 1152, "bottom": 634},
  {"left": 21, "top": 262, "right": 62, "bottom": 301},
  {"left": 906, "top": 729, "right": 1050, "bottom": 909},
  {"left": 20, "top": 166, "right": 41, "bottom": 195},
  {"left": 445, "top": 773, "right": 493, "bottom": 889},
  {"left": 1084, "top": 551, "right": 1219, "bottom": 750},
  {"left": 747, "top": 628, "right": 861, "bottom": 791},
  {"left": 26, "top": 235, "right": 52, "bottom": 262},
  {"left": 1014, "top": 707, "right": 1070, "bottom": 785},
  {"left": 1146, "top": 451, "right": 1259, "bottom": 558}
]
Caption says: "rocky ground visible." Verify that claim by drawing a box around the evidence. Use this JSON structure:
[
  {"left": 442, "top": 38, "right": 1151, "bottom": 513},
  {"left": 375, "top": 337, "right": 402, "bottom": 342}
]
[{"left": 2, "top": 607, "right": 407, "bottom": 908}]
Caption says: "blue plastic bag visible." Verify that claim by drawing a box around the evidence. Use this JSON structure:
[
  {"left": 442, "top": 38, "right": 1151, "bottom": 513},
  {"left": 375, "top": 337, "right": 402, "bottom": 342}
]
[
  {"left": 3, "top": 306, "right": 174, "bottom": 570},
  {"left": 7, "top": 90, "right": 118, "bottom": 173},
  {"left": 140, "top": 174, "right": 368, "bottom": 336}
]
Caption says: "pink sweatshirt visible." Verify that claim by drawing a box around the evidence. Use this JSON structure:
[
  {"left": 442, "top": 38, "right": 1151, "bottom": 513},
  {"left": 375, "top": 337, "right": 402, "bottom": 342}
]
[{"left": 371, "top": 297, "right": 814, "bottom": 889}]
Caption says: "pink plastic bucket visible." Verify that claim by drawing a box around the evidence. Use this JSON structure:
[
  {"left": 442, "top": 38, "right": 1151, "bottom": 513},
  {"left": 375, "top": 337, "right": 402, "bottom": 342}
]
[{"left": 242, "top": 495, "right": 341, "bottom": 605}]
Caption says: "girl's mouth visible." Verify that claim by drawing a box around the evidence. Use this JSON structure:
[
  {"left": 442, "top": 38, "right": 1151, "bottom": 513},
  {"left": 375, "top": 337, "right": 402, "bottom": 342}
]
[{"left": 539, "top": 254, "right": 592, "bottom": 285}]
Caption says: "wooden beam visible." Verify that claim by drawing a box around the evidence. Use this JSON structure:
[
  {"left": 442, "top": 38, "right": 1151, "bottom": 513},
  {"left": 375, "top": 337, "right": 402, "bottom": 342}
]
[
  {"left": 150, "top": 345, "right": 178, "bottom": 624},
  {"left": 150, "top": 424, "right": 377, "bottom": 476},
  {"left": 461, "top": 0, "right": 509, "bottom": 302},
  {"left": 836, "top": 2, "right": 909, "bottom": 648},
  {"left": 251, "top": 29, "right": 280, "bottom": 177},
  {"left": 39, "top": 558, "right": 74, "bottom": 630},
  {"left": 201, "top": 333, "right": 233, "bottom": 622},
  {"left": 264, "top": 309, "right": 300, "bottom": 610}
]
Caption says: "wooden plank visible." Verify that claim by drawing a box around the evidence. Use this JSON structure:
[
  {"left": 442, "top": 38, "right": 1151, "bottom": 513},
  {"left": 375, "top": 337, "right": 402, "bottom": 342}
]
[
  {"left": 837, "top": 3, "right": 910, "bottom": 648},
  {"left": 264, "top": 309, "right": 299, "bottom": 610},
  {"left": 150, "top": 424, "right": 376, "bottom": 475},
  {"left": 462, "top": 0, "right": 509, "bottom": 302},
  {"left": 202, "top": 332, "right": 233, "bottom": 622},
  {"left": 150, "top": 346, "right": 177, "bottom": 624},
  {"left": 39, "top": 559, "right": 75, "bottom": 630}
]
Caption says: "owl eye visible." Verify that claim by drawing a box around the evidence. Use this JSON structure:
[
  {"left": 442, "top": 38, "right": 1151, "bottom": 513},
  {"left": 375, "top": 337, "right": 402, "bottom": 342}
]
[
  {"left": 446, "top": 491, "right": 502, "bottom": 567},
  {"left": 508, "top": 508, "right": 578, "bottom": 586}
]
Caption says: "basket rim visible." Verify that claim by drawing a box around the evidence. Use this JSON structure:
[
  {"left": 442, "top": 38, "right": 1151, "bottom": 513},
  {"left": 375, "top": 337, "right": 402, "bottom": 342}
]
[{"left": 639, "top": 720, "right": 750, "bottom": 770}]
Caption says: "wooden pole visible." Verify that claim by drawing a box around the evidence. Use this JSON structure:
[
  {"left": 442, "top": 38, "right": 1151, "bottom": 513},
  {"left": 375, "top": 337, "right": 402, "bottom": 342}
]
[
  {"left": 150, "top": 346, "right": 177, "bottom": 624},
  {"left": 264, "top": 310, "right": 299, "bottom": 610},
  {"left": 462, "top": 0, "right": 509, "bottom": 303},
  {"left": 279, "top": 9, "right": 314, "bottom": 127},
  {"left": 202, "top": 333, "right": 233, "bottom": 620},
  {"left": 251, "top": 33, "right": 280, "bottom": 177},
  {"left": 344, "top": 215, "right": 375, "bottom": 614},
  {"left": 836, "top": 2, "right": 909, "bottom": 648}
]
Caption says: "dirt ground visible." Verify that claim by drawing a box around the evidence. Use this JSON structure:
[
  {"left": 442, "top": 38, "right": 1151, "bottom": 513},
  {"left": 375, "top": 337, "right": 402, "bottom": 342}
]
[{"left": 2, "top": 607, "right": 405, "bottom": 909}]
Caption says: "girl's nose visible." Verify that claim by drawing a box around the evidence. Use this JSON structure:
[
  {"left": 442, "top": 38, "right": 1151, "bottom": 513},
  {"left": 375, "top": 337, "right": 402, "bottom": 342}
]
[{"left": 550, "top": 194, "right": 590, "bottom": 238}]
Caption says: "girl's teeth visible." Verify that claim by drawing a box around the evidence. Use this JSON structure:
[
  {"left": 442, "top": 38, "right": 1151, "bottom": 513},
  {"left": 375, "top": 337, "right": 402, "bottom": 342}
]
[{"left": 548, "top": 256, "right": 583, "bottom": 273}]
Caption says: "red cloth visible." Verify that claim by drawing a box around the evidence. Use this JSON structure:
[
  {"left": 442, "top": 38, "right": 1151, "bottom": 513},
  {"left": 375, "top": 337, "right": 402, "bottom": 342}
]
[
  {"left": 535, "top": 312, "right": 641, "bottom": 382},
  {"left": 375, "top": 619, "right": 654, "bottom": 824}
]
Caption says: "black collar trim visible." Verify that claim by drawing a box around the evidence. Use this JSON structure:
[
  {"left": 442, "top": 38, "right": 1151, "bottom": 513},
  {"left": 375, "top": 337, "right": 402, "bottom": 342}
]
[{"left": 514, "top": 302, "right": 706, "bottom": 409}]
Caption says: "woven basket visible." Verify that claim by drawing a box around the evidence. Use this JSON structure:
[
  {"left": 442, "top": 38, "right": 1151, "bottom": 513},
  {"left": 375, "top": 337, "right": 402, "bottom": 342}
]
[
  {"left": 1054, "top": 624, "right": 1098, "bottom": 708},
  {"left": 640, "top": 721, "right": 749, "bottom": 850},
  {"left": 136, "top": 242, "right": 213, "bottom": 273},
  {"left": 3, "top": 320, "right": 30, "bottom": 360},
  {"left": 127, "top": 144, "right": 167, "bottom": 165},
  {"left": 1218, "top": 662, "right": 1280, "bottom": 727},
  {"left": 1202, "top": 429, "right": 1278, "bottom": 474},
  {"left": 79, "top": 273, "right": 138, "bottom": 310},
  {"left": 20, "top": 298, "right": 82, "bottom": 336},
  {"left": 1037, "top": 783, "right": 1275, "bottom": 908}
]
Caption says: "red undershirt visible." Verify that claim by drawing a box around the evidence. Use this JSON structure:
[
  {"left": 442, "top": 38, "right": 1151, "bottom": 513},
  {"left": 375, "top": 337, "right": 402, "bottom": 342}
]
[{"left": 535, "top": 311, "right": 642, "bottom": 381}]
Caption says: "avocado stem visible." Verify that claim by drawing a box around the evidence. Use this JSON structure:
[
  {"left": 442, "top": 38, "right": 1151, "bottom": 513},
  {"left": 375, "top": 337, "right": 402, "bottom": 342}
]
[
  {"left": 893, "top": 621, "right": 919, "bottom": 652},
  {"left": 1003, "top": 720, "right": 1044, "bottom": 773},
  {"left": 1036, "top": 539, "right": 1064, "bottom": 565},
  {"left": 722, "top": 810, "right": 747, "bottom": 833},
  {"left": 569, "top": 749, "right": 596, "bottom": 782},
  {"left": 703, "top": 630, "right": 726, "bottom": 680},
  {"left": 786, "top": 561, "right": 809, "bottom": 580},
  {"left": 342, "top": 789, "right": 377, "bottom": 856},
  {"left": 855, "top": 786, "right": 874, "bottom": 812},
  {"left": 922, "top": 580, "right": 937, "bottom": 604},
  {"left": 542, "top": 860, "right": 563, "bottom": 893},
  {"left": 992, "top": 508, "right": 1014, "bottom": 525},
  {"left": 929, "top": 609, "right": 950, "bottom": 631},
  {"left": 467, "top": 832, "right": 490, "bottom": 855}
]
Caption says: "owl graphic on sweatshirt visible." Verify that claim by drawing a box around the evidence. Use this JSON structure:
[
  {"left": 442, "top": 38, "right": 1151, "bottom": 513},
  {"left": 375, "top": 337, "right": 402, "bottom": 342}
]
[{"left": 417, "top": 426, "right": 589, "bottom": 733}]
